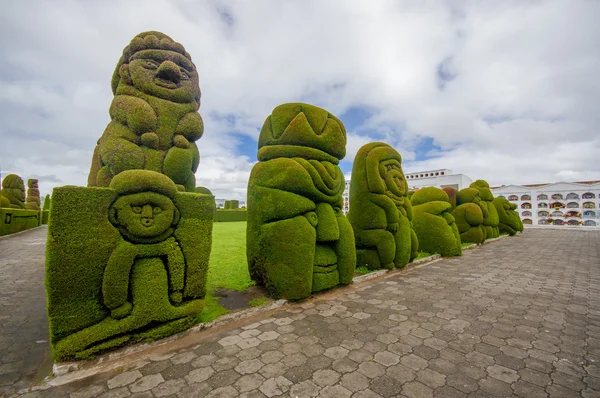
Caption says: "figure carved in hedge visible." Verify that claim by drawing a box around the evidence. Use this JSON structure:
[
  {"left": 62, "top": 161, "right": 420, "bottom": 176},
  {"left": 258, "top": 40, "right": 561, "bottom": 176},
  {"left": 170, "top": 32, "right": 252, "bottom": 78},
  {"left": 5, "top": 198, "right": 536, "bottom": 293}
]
[
  {"left": 1, "top": 174, "right": 26, "bottom": 209},
  {"left": 348, "top": 142, "right": 417, "bottom": 270},
  {"left": 53, "top": 170, "right": 203, "bottom": 357},
  {"left": 88, "top": 31, "right": 204, "bottom": 192},
  {"left": 411, "top": 187, "right": 462, "bottom": 257},
  {"left": 26, "top": 179, "right": 41, "bottom": 210},
  {"left": 493, "top": 197, "right": 524, "bottom": 236},
  {"left": 470, "top": 180, "right": 500, "bottom": 239},
  {"left": 247, "top": 103, "right": 356, "bottom": 300},
  {"left": 454, "top": 188, "right": 486, "bottom": 244}
]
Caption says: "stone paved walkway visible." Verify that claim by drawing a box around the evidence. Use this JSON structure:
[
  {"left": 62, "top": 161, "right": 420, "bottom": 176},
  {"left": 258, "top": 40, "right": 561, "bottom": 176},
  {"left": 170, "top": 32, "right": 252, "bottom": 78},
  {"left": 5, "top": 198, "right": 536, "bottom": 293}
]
[
  {"left": 6, "top": 228, "right": 600, "bottom": 397},
  {"left": 0, "top": 226, "right": 52, "bottom": 398}
]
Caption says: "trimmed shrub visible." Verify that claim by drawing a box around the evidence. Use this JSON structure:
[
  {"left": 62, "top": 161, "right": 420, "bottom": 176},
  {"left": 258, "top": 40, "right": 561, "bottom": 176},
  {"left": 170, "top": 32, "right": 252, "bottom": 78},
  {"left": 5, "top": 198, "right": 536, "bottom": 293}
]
[
  {"left": 0, "top": 208, "right": 41, "bottom": 236},
  {"left": 46, "top": 170, "right": 214, "bottom": 361},
  {"left": 493, "top": 197, "right": 524, "bottom": 235},
  {"left": 452, "top": 187, "right": 486, "bottom": 244},
  {"left": 223, "top": 200, "right": 240, "bottom": 210},
  {"left": 347, "top": 142, "right": 418, "bottom": 270},
  {"left": 411, "top": 187, "right": 462, "bottom": 257},
  {"left": 42, "top": 194, "right": 52, "bottom": 210},
  {"left": 87, "top": 31, "right": 204, "bottom": 192},
  {"left": 469, "top": 180, "right": 500, "bottom": 239},
  {"left": 215, "top": 209, "right": 247, "bottom": 222},
  {"left": 247, "top": 103, "right": 356, "bottom": 300},
  {"left": 194, "top": 186, "right": 213, "bottom": 195},
  {"left": 26, "top": 179, "right": 41, "bottom": 210},
  {"left": 1, "top": 174, "right": 26, "bottom": 209},
  {"left": 442, "top": 187, "right": 458, "bottom": 211}
]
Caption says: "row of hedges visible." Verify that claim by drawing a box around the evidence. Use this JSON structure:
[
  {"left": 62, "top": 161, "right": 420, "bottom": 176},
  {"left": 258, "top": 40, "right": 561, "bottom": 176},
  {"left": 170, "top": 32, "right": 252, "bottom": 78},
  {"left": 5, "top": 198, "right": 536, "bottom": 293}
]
[
  {"left": 0, "top": 208, "right": 43, "bottom": 236},
  {"left": 214, "top": 209, "right": 247, "bottom": 222}
]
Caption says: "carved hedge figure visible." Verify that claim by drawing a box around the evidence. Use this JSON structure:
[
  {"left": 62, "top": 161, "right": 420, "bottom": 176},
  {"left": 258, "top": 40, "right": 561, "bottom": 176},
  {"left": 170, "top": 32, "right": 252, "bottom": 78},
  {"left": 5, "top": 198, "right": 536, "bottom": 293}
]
[
  {"left": 88, "top": 31, "right": 203, "bottom": 192},
  {"left": 493, "top": 197, "right": 524, "bottom": 236},
  {"left": 247, "top": 103, "right": 356, "bottom": 300},
  {"left": 411, "top": 187, "right": 462, "bottom": 257},
  {"left": 348, "top": 142, "right": 417, "bottom": 270},
  {"left": 453, "top": 188, "right": 486, "bottom": 244},
  {"left": 470, "top": 180, "right": 500, "bottom": 239},
  {"left": 47, "top": 170, "right": 214, "bottom": 360},
  {"left": 1, "top": 174, "right": 26, "bottom": 209},
  {"left": 26, "top": 179, "right": 41, "bottom": 210}
]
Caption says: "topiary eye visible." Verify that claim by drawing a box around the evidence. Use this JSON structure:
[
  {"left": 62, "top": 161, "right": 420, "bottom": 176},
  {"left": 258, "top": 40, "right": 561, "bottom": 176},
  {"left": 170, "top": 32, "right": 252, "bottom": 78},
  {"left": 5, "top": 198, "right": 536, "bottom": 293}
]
[
  {"left": 180, "top": 71, "right": 189, "bottom": 80},
  {"left": 132, "top": 206, "right": 142, "bottom": 214},
  {"left": 143, "top": 60, "right": 158, "bottom": 69},
  {"left": 153, "top": 207, "right": 162, "bottom": 214},
  {"left": 304, "top": 211, "right": 318, "bottom": 227}
]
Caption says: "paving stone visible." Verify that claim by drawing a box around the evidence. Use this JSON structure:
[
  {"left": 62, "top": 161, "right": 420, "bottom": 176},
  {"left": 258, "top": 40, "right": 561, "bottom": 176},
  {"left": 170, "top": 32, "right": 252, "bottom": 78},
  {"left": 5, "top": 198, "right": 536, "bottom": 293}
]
[
  {"left": 373, "top": 351, "right": 400, "bottom": 367},
  {"left": 486, "top": 364, "right": 519, "bottom": 384},
  {"left": 185, "top": 366, "right": 215, "bottom": 384},
  {"left": 205, "top": 386, "right": 239, "bottom": 397},
  {"left": 235, "top": 359, "right": 264, "bottom": 375},
  {"left": 312, "top": 369, "right": 340, "bottom": 387},
  {"left": 417, "top": 368, "right": 447, "bottom": 388},
  {"left": 511, "top": 380, "right": 548, "bottom": 398},
  {"left": 152, "top": 378, "right": 186, "bottom": 397},
  {"left": 340, "top": 371, "right": 370, "bottom": 392},
  {"left": 402, "top": 381, "right": 434, "bottom": 398},
  {"left": 358, "top": 361, "right": 386, "bottom": 378},
  {"left": 107, "top": 370, "right": 143, "bottom": 389},
  {"left": 259, "top": 376, "right": 292, "bottom": 397},
  {"left": 289, "top": 380, "right": 320, "bottom": 397},
  {"left": 129, "top": 374, "right": 164, "bottom": 393},
  {"left": 401, "top": 354, "right": 429, "bottom": 371},
  {"left": 234, "top": 373, "right": 266, "bottom": 393}
]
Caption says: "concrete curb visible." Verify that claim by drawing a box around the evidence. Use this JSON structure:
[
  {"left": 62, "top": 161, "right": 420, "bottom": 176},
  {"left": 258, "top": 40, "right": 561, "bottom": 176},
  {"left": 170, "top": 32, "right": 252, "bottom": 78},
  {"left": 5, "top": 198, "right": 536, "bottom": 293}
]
[{"left": 0, "top": 224, "right": 46, "bottom": 240}]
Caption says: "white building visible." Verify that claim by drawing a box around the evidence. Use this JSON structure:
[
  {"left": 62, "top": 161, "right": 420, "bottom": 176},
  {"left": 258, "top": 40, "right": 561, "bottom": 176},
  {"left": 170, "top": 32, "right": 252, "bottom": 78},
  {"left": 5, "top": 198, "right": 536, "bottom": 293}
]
[{"left": 491, "top": 181, "right": 600, "bottom": 227}]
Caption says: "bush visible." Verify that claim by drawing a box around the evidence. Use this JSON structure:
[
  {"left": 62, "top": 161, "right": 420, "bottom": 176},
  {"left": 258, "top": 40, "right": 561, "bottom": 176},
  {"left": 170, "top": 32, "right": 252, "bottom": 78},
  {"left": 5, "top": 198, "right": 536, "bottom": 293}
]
[
  {"left": 410, "top": 187, "right": 462, "bottom": 257},
  {"left": 46, "top": 170, "right": 214, "bottom": 361},
  {"left": 1, "top": 174, "right": 26, "bottom": 209},
  {"left": 214, "top": 209, "right": 247, "bottom": 222},
  {"left": 347, "top": 142, "right": 418, "bottom": 270},
  {"left": 493, "top": 197, "right": 524, "bottom": 235},
  {"left": 0, "top": 208, "right": 41, "bottom": 236},
  {"left": 247, "top": 103, "right": 355, "bottom": 300},
  {"left": 452, "top": 187, "right": 486, "bottom": 244}
]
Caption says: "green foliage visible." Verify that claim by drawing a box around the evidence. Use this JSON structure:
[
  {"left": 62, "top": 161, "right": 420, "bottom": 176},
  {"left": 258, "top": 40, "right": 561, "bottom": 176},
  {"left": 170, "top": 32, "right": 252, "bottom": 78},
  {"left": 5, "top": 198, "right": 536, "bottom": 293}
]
[
  {"left": 1, "top": 174, "right": 26, "bottom": 209},
  {"left": 452, "top": 203, "right": 485, "bottom": 244},
  {"left": 215, "top": 209, "right": 247, "bottom": 222},
  {"left": 88, "top": 31, "right": 203, "bottom": 192},
  {"left": 249, "top": 298, "right": 268, "bottom": 307},
  {"left": 410, "top": 187, "right": 462, "bottom": 257},
  {"left": 46, "top": 175, "right": 214, "bottom": 361},
  {"left": 348, "top": 142, "right": 417, "bottom": 270},
  {"left": 247, "top": 103, "right": 355, "bottom": 300},
  {"left": 42, "top": 194, "right": 52, "bottom": 210},
  {"left": 194, "top": 186, "right": 213, "bottom": 195},
  {"left": 0, "top": 208, "right": 41, "bottom": 236},
  {"left": 442, "top": 187, "right": 458, "bottom": 211},
  {"left": 26, "top": 179, "right": 41, "bottom": 210},
  {"left": 493, "top": 197, "right": 524, "bottom": 236},
  {"left": 414, "top": 252, "right": 434, "bottom": 260},
  {"left": 469, "top": 180, "right": 500, "bottom": 239},
  {"left": 223, "top": 200, "right": 240, "bottom": 210}
]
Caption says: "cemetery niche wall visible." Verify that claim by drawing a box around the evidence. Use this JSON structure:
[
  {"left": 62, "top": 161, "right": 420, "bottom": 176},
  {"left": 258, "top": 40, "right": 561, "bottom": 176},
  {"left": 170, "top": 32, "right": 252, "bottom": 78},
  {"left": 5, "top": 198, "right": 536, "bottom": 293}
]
[
  {"left": 247, "top": 103, "right": 356, "bottom": 300},
  {"left": 348, "top": 142, "right": 418, "bottom": 270}
]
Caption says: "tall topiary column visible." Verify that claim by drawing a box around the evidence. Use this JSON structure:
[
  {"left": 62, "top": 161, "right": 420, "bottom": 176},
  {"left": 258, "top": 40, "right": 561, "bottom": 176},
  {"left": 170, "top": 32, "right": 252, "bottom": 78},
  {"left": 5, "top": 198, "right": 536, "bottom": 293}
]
[
  {"left": 347, "top": 142, "right": 418, "bottom": 270},
  {"left": 470, "top": 180, "right": 500, "bottom": 238},
  {"left": 411, "top": 187, "right": 462, "bottom": 257},
  {"left": 0, "top": 174, "right": 26, "bottom": 209},
  {"left": 88, "top": 31, "right": 205, "bottom": 192},
  {"left": 493, "top": 197, "right": 524, "bottom": 235},
  {"left": 46, "top": 32, "right": 214, "bottom": 361},
  {"left": 26, "top": 179, "right": 41, "bottom": 210},
  {"left": 247, "top": 103, "right": 356, "bottom": 300}
]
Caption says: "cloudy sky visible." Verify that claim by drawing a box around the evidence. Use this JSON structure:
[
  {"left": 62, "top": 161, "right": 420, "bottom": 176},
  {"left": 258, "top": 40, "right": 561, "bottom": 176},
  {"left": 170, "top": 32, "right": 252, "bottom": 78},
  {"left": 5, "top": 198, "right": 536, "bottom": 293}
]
[{"left": 1, "top": 0, "right": 599, "bottom": 200}]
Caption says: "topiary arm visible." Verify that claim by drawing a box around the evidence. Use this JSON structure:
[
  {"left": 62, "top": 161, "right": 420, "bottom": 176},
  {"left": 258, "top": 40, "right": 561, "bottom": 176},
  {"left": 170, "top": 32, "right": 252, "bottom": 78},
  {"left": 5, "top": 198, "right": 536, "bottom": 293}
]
[
  {"left": 109, "top": 95, "right": 157, "bottom": 135},
  {"left": 165, "top": 238, "right": 185, "bottom": 303},
  {"left": 103, "top": 241, "right": 139, "bottom": 312},
  {"left": 370, "top": 194, "right": 400, "bottom": 227},
  {"left": 175, "top": 112, "right": 204, "bottom": 144}
]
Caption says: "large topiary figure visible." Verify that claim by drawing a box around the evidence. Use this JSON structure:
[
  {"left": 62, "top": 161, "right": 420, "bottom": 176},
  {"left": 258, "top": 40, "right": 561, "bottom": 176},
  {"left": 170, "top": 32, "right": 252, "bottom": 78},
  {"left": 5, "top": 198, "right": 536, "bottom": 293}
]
[
  {"left": 453, "top": 188, "right": 486, "bottom": 244},
  {"left": 26, "top": 179, "right": 41, "bottom": 210},
  {"left": 247, "top": 103, "right": 356, "bottom": 300},
  {"left": 493, "top": 197, "right": 524, "bottom": 236},
  {"left": 347, "top": 142, "right": 417, "bottom": 270},
  {"left": 1, "top": 174, "right": 26, "bottom": 209},
  {"left": 88, "top": 31, "right": 204, "bottom": 192},
  {"left": 46, "top": 170, "right": 214, "bottom": 360},
  {"left": 411, "top": 187, "right": 461, "bottom": 257},
  {"left": 470, "top": 180, "right": 500, "bottom": 238}
]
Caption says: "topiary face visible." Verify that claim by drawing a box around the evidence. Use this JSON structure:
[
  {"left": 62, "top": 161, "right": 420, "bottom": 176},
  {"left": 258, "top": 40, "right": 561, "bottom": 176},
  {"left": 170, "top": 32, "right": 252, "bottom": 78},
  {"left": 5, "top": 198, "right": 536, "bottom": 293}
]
[
  {"left": 379, "top": 159, "right": 407, "bottom": 198},
  {"left": 110, "top": 192, "right": 178, "bottom": 242}
]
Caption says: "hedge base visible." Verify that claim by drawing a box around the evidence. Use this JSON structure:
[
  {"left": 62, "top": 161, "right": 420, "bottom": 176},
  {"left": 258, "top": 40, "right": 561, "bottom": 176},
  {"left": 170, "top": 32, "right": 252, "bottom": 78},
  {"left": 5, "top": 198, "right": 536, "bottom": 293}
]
[{"left": 0, "top": 208, "right": 41, "bottom": 236}]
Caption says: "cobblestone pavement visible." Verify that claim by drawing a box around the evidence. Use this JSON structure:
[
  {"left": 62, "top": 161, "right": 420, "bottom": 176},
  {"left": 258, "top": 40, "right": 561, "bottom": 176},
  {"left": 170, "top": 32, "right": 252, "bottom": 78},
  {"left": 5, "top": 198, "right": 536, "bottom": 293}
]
[
  {"left": 0, "top": 227, "right": 52, "bottom": 397},
  {"left": 10, "top": 229, "right": 600, "bottom": 397}
]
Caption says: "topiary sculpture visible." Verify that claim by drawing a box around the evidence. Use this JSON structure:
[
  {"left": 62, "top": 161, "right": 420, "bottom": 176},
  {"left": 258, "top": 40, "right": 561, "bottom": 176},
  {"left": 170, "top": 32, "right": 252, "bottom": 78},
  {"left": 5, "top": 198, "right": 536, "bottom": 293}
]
[
  {"left": 453, "top": 188, "right": 486, "bottom": 244},
  {"left": 469, "top": 180, "right": 500, "bottom": 238},
  {"left": 88, "top": 31, "right": 204, "bottom": 192},
  {"left": 347, "top": 142, "right": 417, "bottom": 270},
  {"left": 26, "top": 179, "right": 41, "bottom": 210},
  {"left": 42, "top": 194, "right": 52, "bottom": 210},
  {"left": 1, "top": 174, "right": 26, "bottom": 209},
  {"left": 247, "top": 103, "right": 356, "bottom": 300},
  {"left": 493, "top": 197, "right": 524, "bottom": 236},
  {"left": 411, "top": 187, "right": 461, "bottom": 257}
]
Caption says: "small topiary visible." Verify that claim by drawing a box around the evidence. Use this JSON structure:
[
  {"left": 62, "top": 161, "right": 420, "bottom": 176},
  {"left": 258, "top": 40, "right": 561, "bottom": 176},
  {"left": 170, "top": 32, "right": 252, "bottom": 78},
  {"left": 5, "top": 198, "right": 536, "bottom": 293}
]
[
  {"left": 26, "top": 179, "right": 41, "bottom": 210},
  {"left": 88, "top": 31, "right": 204, "bottom": 192},
  {"left": 42, "top": 194, "right": 52, "bottom": 210},
  {"left": 247, "top": 103, "right": 356, "bottom": 300},
  {"left": 493, "top": 197, "right": 524, "bottom": 236},
  {"left": 411, "top": 187, "right": 461, "bottom": 257},
  {"left": 347, "top": 142, "right": 418, "bottom": 270},
  {"left": 452, "top": 187, "right": 486, "bottom": 244},
  {"left": 469, "top": 180, "right": 500, "bottom": 238},
  {"left": 1, "top": 174, "right": 26, "bottom": 209}
]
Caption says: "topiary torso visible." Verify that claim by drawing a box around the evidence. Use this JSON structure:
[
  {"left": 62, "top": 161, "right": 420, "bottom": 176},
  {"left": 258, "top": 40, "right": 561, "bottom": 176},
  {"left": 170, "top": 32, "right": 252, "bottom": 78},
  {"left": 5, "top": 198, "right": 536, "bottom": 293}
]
[
  {"left": 1, "top": 174, "right": 26, "bottom": 209},
  {"left": 493, "top": 197, "right": 524, "bottom": 235},
  {"left": 452, "top": 187, "right": 486, "bottom": 244},
  {"left": 469, "top": 180, "right": 500, "bottom": 238}
]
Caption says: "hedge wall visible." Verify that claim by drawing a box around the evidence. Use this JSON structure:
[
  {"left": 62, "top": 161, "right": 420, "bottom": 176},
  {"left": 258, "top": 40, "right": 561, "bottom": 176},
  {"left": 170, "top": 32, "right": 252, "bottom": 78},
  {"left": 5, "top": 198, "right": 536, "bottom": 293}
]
[
  {"left": 46, "top": 171, "right": 214, "bottom": 361},
  {"left": 0, "top": 208, "right": 41, "bottom": 236},
  {"left": 214, "top": 209, "right": 247, "bottom": 222}
]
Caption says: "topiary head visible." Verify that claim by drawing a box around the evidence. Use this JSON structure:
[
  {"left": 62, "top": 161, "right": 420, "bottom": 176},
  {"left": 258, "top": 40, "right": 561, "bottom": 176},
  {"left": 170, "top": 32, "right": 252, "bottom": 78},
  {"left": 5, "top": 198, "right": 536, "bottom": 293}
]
[
  {"left": 457, "top": 187, "right": 481, "bottom": 206},
  {"left": 2, "top": 174, "right": 25, "bottom": 201},
  {"left": 112, "top": 31, "right": 200, "bottom": 104},
  {"left": 355, "top": 142, "right": 407, "bottom": 200},
  {"left": 411, "top": 187, "right": 449, "bottom": 206},
  {"left": 257, "top": 103, "right": 346, "bottom": 163},
  {"left": 109, "top": 170, "right": 180, "bottom": 243},
  {"left": 470, "top": 180, "right": 494, "bottom": 201}
]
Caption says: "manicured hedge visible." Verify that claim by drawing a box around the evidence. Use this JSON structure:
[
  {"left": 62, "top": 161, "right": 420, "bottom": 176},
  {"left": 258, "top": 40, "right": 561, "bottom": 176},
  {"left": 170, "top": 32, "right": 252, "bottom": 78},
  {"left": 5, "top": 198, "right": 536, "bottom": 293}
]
[
  {"left": 247, "top": 103, "right": 355, "bottom": 300},
  {"left": 453, "top": 187, "right": 486, "bottom": 244},
  {"left": 214, "top": 209, "right": 247, "bottom": 222},
  {"left": 493, "top": 197, "right": 524, "bottom": 236},
  {"left": 224, "top": 200, "right": 240, "bottom": 210},
  {"left": 1, "top": 174, "right": 26, "bottom": 209},
  {"left": 348, "top": 142, "right": 417, "bottom": 270},
  {"left": 46, "top": 170, "right": 214, "bottom": 361},
  {"left": 470, "top": 180, "right": 500, "bottom": 239},
  {"left": 411, "top": 187, "right": 462, "bottom": 257},
  {"left": 0, "top": 208, "right": 41, "bottom": 236}
]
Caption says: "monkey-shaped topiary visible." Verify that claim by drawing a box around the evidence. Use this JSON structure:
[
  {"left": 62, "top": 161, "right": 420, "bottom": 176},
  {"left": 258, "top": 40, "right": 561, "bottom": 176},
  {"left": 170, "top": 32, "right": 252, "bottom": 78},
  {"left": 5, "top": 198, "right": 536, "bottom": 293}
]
[
  {"left": 88, "top": 31, "right": 204, "bottom": 192},
  {"left": 469, "top": 180, "right": 500, "bottom": 239},
  {"left": 348, "top": 142, "right": 418, "bottom": 270},
  {"left": 247, "top": 103, "right": 356, "bottom": 300},
  {"left": 1, "top": 174, "right": 26, "bottom": 209},
  {"left": 411, "top": 187, "right": 462, "bottom": 257},
  {"left": 493, "top": 197, "right": 524, "bottom": 236},
  {"left": 26, "top": 179, "right": 41, "bottom": 210}
]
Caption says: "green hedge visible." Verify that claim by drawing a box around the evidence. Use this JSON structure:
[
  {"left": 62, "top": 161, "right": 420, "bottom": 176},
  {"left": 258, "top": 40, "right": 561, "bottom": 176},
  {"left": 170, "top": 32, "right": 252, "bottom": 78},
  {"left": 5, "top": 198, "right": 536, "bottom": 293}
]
[
  {"left": 247, "top": 103, "right": 355, "bottom": 300},
  {"left": 214, "top": 209, "right": 247, "bottom": 222},
  {"left": 0, "top": 208, "right": 41, "bottom": 236},
  {"left": 470, "top": 180, "right": 499, "bottom": 239},
  {"left": 46, "top": 170, "right": 214, "bottom": 361},
  {"left": 224, "top": 200, "right": 239, "bottom": 210},
  {"left": 411, "top": 187, "right": 461, "bottom": 257},
  {"left": 451, "top": 187, "right": 486, "bottom": 244},
  {"left": 348, "top": 142, "right": 418, "bottom": 270},
  {"left": 493, "top": 197, "right": 524, "bottom": 236},
  {"left": 1, "top": 174, "right": 26, "bottom": 209}
]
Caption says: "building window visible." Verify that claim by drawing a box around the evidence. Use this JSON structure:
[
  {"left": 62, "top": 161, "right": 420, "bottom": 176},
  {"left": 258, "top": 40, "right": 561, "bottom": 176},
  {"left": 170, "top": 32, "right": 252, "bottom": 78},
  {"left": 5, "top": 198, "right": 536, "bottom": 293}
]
[
  {"left": 584, "top": 211, "right": 596, "bottom": 217},
  {"left": 522, "top": 211, "right": 532, "bottom": 217},
  {"left": 553, "top": 219, "right": 564, "bottom": 225},
  {"left": 508, "top": 195, "right": 519, "bottom": 201},
  {"left": 552, "top": 211, "right": 563, "bottom": 217},
  {"left": 521, "top": 202, "right": 532, "bottom": 209},
  {"left": 567, "top": 202, "right": 579, "bottom": 208},
  {"left": 584, "top": 220, "right": 597, "bottom": 226},
  {"left": 523, "top": 218, "right": 532, "bottom": 225},
  {"left": 583, "top": 202, "right": 597, "bottom": 209},
  {"left": 538, "top": 211, "right": 549, "bottom": 217},
  {"left": 538, "top": 219, "right": 550, "bottom": 225},
  {"left": 538, "top": 203, "right": 548, "bottom": 208},
  {"left": 441, "top": 172, "right": 445, "bottom": 175},
  {"left": 566, "top": 193, "right": 579, "bottom": 200},
  {"left": 551, "top": 202, "right": 565, "bottom": 209},
  {"left": 552, "top": 193, "right": 563, "bottom": 200},
  {"left": 521, "top": 194, "right": 531, "bottom": 201},
  {"left": 567, "top": 220, "right": 580, "bottom": 225},
  {"left": 583, "top": 192, "right": 595, "bottom": 199},
  {"left": 537, "top": 194, "right": 548, "bottom": 200}
]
